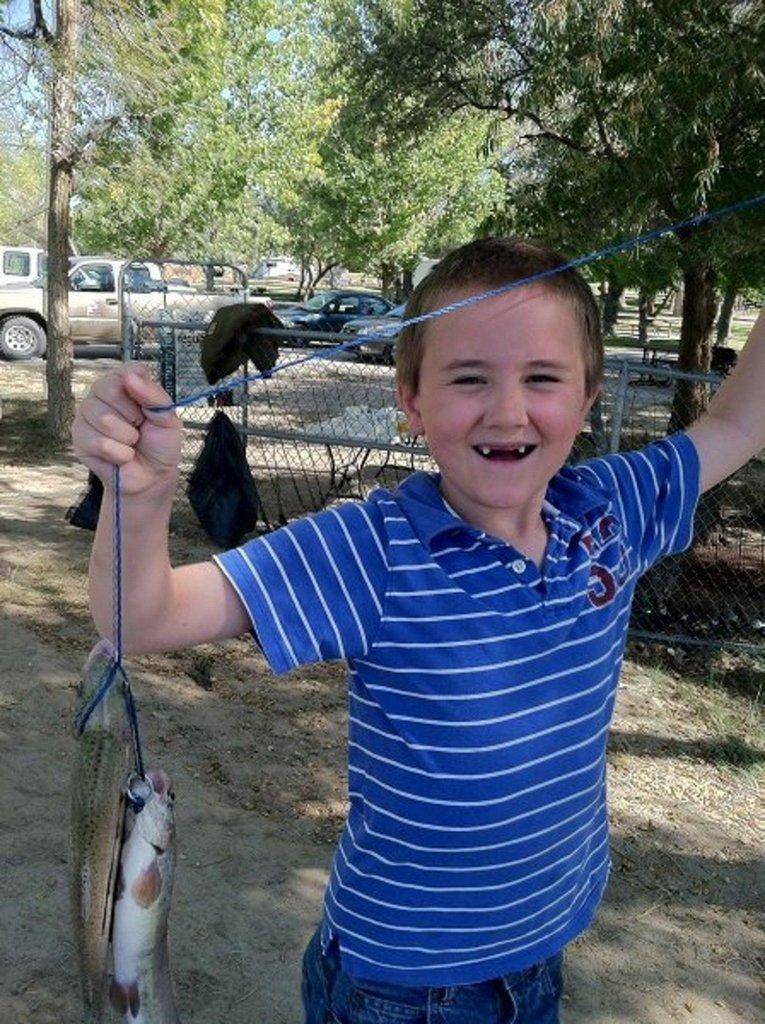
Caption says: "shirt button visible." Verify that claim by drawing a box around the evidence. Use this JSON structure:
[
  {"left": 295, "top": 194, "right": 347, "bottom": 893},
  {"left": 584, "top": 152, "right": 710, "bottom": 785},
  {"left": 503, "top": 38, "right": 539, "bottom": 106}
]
[{"left": 511, "top": 559, "right": 526, "bottom": 574}]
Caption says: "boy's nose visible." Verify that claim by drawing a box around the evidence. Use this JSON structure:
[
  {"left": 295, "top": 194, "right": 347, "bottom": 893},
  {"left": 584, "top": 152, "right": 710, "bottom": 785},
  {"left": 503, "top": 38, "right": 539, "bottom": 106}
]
[{"left": 484, "top": 383, "right": 530, "bottom": 429}]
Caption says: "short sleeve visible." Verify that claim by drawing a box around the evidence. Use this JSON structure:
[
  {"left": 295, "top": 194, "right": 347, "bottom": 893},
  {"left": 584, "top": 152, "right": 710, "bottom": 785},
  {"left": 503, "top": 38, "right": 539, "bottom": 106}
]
[
  {"left": 213, "top": 501, "right": 389, "bottom": 674},
  {"left": 575, "top": 432, "right": 700, "bottom": 573}
]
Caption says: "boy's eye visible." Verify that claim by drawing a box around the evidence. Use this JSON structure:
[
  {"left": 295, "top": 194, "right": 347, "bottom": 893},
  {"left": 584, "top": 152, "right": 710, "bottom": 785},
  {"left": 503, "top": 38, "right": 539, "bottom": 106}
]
[
  {"left": 527, "top": 374, "right": 559, "bottom": 384},
  {"left": 451, "top": 375, "right": 486, "bottom": 386}
]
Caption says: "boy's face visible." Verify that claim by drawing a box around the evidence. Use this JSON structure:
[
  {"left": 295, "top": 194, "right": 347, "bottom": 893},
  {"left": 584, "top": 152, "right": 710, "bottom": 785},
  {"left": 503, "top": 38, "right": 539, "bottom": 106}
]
[{"left": 397, "top": 284, "right": 599, "bottom": 539}]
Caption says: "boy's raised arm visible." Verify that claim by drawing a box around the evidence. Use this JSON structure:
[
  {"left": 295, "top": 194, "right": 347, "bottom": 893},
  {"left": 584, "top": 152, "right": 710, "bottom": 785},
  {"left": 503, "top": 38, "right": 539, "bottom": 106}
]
[
  {"left": 686, "top": 308, "right": 765, "bottom": 493},
  {"left": 74, "top": 365, "right": 251, "bottom": 654}
]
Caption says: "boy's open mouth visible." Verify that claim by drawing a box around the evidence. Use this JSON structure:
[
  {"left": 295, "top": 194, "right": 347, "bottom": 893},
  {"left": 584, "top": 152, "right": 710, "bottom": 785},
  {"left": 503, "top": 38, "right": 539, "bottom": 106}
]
[{"left": 473, "top": 444, "right": 537, "bottom": 461}]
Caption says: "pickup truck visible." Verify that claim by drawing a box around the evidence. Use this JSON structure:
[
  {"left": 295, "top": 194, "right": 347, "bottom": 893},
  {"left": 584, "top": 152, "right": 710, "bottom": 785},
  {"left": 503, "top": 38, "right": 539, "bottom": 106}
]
[
  {"left": 0, "top": 256, "right": 272, "bottom": 360},
  {"left": 0, "top": 246, "right": 47, "bottom": 287}
]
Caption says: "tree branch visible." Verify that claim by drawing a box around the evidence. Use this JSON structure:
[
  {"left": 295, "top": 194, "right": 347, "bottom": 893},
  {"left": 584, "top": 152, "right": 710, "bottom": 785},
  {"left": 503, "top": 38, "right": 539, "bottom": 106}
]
[
  {"left": 519, "top": 127, "right": 592, "bottom": 154},
  {"left": 66, "top": 113, "right": 123, "bottom": 166}
]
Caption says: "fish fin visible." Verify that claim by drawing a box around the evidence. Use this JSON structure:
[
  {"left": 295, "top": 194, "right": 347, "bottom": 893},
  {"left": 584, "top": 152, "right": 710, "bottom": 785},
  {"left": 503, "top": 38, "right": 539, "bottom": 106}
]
[
  {"left": 128, "top": 980, "right": 141, "bottom": 1017},
  {"left": 132, "top": 856, "right": 162, "bottom": 907},
  {"left": 110, "top": 977, "right": 141, "bottom": 1018},
  {"left": 109, "top": 977, "right": 129, "bottom": 1013}
]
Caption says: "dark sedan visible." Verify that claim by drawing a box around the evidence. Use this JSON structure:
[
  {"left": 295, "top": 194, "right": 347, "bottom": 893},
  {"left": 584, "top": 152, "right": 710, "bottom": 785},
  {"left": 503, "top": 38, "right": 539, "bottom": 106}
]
[
  {"left": 340, "top": 303, "right": 406, "bottom": 363},
  {"left": 277, "top": 291, "right": 394, "bottom": 343}
]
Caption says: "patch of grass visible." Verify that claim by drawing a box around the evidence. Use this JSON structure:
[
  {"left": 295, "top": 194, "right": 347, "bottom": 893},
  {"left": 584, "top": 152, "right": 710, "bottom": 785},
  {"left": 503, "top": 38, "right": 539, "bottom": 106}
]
[
  {"left": 626, "top": 640, "right": 765, "bottom": 773},
  {"left": 0, "top": 398, "right": 60, "bottom": 465}
]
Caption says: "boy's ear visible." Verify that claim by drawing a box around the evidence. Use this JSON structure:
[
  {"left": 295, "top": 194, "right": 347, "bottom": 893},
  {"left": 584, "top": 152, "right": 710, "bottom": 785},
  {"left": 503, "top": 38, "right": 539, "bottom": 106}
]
[
  {"left": 581, "top": 384, "right": 602, "bottom": 423},
  {"left": 396, "top": 381, "right": 425, "bottom": 436}
]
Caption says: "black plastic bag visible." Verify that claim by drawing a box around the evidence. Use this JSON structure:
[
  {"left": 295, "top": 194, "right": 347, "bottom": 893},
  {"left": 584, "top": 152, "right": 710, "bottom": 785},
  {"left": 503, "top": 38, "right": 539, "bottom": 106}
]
[
  {"left": 65, "top": 471, "right": 104, "bottom": 531},
  {"left": 187, "top": 412, "right": 262, "bottom": 548}
]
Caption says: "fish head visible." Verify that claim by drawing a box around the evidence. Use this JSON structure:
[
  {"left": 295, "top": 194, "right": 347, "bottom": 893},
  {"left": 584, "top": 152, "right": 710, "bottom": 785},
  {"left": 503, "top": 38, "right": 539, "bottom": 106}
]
[
  {"left": 128, "top": 769, "right": 176, "bottom": 857},
  {"left": 75, "top": 639, "right": 131, "bottom": 740}
]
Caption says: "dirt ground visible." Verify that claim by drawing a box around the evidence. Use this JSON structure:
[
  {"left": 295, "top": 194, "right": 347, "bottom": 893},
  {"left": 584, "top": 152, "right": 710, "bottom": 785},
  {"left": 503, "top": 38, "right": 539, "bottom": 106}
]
[{"left": 1, "top": 360, "right": 763, "bottom": 1023}]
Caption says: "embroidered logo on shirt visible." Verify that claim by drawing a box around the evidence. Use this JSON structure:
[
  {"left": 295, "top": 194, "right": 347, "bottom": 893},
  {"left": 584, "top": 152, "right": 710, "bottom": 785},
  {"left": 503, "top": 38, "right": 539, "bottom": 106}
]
[{"left": 582, "top": 514, "right": 630, "bottom": 608}]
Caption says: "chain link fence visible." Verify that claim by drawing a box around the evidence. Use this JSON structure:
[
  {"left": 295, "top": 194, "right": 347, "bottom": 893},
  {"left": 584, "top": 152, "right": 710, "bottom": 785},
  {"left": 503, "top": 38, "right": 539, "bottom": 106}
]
[{"left": 120, "top": 261, "right": 764, "bottom": 651}]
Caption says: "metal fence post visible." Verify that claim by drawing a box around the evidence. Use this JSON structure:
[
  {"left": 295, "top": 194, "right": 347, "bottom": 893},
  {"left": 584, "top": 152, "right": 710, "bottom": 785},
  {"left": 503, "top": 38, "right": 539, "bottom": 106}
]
[
  {"left": 609, "top": 359, "right": 631, "bottom": 453},
  {"left": 158, "top": 319, "right": 176, "bottom": 402},
  {"left": 119, "top": 264, "right": 132, "bottom": 362}
]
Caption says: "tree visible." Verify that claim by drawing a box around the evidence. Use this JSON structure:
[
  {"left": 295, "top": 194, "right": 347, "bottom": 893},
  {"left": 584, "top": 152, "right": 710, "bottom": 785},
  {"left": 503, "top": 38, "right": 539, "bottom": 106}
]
[
  {"left": 2, "top": 0, "right": 81, "bottom": 442},
  {"left": 334, "top": 0, "right": 765, "bottom": 427},
  {"left": 1, "top": 0, "right": 217, "bottom": 442},
  {"left": 75, "top": 1, "right": 268, "bottom": 261},
  {"left": 308, "top": 110, "right": 506, "bottom": 295}
]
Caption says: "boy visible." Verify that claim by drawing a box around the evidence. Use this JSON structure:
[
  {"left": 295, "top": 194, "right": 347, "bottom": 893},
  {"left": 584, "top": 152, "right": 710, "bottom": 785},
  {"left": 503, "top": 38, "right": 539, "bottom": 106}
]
[{"left": 73, "top": 238, "right": 765, "bottom": 1023}]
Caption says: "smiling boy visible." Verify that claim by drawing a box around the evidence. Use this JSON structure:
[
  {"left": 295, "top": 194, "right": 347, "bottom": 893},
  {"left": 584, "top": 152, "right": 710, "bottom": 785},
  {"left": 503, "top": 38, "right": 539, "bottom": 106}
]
[{"left": 74, "top": 236, "right": 765, "bottom": 1024}]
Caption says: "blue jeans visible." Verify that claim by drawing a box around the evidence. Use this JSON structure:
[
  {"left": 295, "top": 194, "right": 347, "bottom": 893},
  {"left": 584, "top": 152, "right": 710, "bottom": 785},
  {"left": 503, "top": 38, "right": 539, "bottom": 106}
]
[{"left": 301, "top": 927, "right": 563, "bottom": 1024}]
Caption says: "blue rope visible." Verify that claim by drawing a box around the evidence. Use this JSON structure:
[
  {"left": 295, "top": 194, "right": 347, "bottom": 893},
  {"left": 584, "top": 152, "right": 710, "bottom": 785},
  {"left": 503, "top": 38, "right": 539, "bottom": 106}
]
[
  {"left": 74, "top": 464, "right": 147, "bottom": 810},
  {"left": 79, "top": 192, "right": 765, "bottom": 789},
  {"left": 152, "top": 193, "right": 765, "bottom": 413},
  {"left": 114, "top": 464, "right": 123, "bottom": 665}
]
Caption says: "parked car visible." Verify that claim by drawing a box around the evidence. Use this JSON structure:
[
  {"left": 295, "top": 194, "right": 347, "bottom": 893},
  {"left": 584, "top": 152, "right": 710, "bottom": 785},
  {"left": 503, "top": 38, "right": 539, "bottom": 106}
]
[
  {"left": 277, "top": 291, "right": 394, "bottom": 343},
  {"left": 340, "top": 303, "right": 405, "bottom": 363},
  {"left": 0, "top": 257, "right": 272, "bottom": 360}
]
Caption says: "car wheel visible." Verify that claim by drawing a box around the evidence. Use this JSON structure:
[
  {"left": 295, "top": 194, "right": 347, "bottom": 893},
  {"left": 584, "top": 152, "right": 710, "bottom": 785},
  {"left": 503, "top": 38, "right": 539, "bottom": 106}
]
[{"left": 0, "top": 316, "right": 47, "bottom": 360}]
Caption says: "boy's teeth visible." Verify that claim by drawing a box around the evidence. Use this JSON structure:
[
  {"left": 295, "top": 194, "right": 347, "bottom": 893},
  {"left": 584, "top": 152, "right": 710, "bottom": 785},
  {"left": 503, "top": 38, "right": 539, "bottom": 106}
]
[{"left": 477, "top": 444, "right": 530, "bottom": 456}]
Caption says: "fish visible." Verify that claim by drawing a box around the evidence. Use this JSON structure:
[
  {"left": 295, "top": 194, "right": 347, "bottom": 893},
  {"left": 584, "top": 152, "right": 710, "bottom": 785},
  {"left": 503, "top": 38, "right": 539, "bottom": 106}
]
[
  {"left": 70, "top": 638, "right": 134, "bottom": 1022},
  {"left": 110, "top": 769, "right": 181, "bottom": 1024}
]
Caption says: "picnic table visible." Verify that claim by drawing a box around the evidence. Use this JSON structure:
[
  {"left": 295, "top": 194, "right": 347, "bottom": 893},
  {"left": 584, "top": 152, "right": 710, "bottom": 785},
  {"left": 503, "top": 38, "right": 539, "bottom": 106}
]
[
  {"left": 641, "top": 340, "right": 679, "bottom": 366},
  {"left": 638, "top": 340, "right": 679, "bottom": 387}
]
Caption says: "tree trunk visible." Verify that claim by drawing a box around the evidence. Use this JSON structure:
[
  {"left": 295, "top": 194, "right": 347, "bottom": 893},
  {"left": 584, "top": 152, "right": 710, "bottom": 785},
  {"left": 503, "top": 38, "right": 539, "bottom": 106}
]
[
  {"left": 380, "top": 261, "right": 397, "bottom": 300},
  {"left": 298, "top": 257, "right": 315, "bottom": 300},
  {"left": 601, "top": 276, "right": 624, "bottom": 336},
  {"left": 637, "top": 289, "right": 653, "bottom": 347},
  {"left": 672, "top": 285, "right": 684, "bottom": 317},
  {"left": 668, "top": 260, "right": 717, "bottom": 432},
  {"left": 313, "top": 261, "right": 339, "bottom": 290},
  {"left": 401, "top": 266, "right": 414, "bottom": 300},
  {"left": 588, "top": 393, "right": 608, "bottom": 455},
  {"left": 46, "top": 0, "right": 81, "bottom": 446},
  {"left": 715, "top": 284, "right": 737, "bottom": 345}
]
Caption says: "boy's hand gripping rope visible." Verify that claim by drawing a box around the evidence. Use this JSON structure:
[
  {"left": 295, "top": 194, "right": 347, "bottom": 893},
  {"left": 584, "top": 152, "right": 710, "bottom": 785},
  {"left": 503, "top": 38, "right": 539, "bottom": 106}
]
[{"left": 79, "top": 193, "right": 765, "bottom": 804}]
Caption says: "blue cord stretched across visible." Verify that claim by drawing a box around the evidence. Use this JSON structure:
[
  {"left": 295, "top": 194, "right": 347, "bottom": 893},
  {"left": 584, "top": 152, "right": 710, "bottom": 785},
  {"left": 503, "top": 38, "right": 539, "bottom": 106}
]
[
  {"left": 154, "top": 193, "right": 765, "bottom": 413},
  {"left": 79, "top": 192, "right": 765, "bottom": 791}
]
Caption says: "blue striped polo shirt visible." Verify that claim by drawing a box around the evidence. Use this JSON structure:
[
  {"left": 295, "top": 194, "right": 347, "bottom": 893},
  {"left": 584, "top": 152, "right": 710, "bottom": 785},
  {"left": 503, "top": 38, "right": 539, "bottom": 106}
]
[{"left": 214, "top": 432, "right": 699, "bottom": 985}]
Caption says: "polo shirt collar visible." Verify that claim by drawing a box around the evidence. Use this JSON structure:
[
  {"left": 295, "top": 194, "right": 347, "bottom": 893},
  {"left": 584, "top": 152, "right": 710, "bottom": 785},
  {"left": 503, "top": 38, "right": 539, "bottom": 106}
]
[{"left": 394, "top": 467, "right": 612, "bottom": 549}]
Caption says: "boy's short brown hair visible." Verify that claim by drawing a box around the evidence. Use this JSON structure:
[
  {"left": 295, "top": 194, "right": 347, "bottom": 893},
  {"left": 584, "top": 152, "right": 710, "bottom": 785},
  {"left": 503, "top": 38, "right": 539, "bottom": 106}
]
[{"left": 396, "top": 237, "right": 603, "bottom": 397}]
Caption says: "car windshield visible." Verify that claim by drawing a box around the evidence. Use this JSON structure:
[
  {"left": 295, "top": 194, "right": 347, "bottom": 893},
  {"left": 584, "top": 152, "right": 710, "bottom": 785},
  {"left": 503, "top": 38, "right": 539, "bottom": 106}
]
[
  {"left": 303, "top": 293, "right": 333, "bottom": 310},
  {"left": 388, "top": 304, "right": 406, "bottom": 317}
]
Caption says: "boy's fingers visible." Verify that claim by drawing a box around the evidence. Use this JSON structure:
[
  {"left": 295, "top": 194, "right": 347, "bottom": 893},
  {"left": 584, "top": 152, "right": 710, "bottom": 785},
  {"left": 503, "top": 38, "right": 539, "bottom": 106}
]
[
  {"left": 90, "top": 371, "right": 147, "bottom": 426},
  {"left": 73, "top": 418, "right": 136, "bottom": 467},
  {"left": 78, "top": 395, "right": 142, "bottom": 448},
  {"left": 120, "top": 367, "right": 178, "bottom": 425},
  {"left": 89, "top": 367, "right": 176, "bottom": 427}
]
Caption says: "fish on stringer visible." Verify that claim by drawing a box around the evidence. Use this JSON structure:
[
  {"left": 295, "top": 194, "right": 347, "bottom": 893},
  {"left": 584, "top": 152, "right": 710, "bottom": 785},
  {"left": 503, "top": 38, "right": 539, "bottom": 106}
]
[
  {"left": 71, "top": 642, "right": 183, "bottom": 1023},
  {"left": 110, "top": 769, "right": 181, "bottom": 1024},
  {"left": 70, "top": 639, "right": 133, "bottom": 1022}
]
